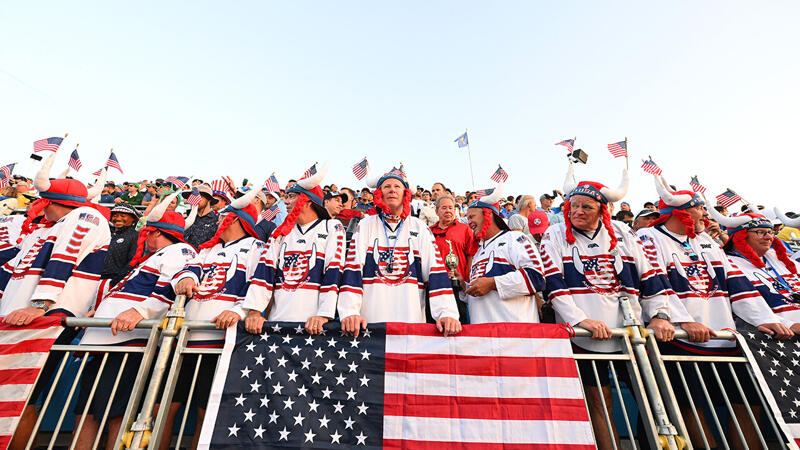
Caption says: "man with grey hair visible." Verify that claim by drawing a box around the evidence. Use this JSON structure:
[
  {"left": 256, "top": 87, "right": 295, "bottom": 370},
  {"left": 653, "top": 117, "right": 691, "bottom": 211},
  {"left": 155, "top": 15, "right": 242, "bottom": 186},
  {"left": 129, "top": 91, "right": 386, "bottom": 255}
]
[{"left": 508, "top": 195, "right": 537, "bottom": 240}]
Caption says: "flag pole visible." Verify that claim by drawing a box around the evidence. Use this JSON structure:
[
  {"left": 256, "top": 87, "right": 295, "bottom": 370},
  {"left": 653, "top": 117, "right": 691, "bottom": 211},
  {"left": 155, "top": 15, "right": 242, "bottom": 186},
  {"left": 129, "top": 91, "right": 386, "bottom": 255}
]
[
  {"left": 624, "top": 137, "right": 629, "bottom": 170},
  {"left": 465, "top": 129, "right": 475, "bottom": 190}
]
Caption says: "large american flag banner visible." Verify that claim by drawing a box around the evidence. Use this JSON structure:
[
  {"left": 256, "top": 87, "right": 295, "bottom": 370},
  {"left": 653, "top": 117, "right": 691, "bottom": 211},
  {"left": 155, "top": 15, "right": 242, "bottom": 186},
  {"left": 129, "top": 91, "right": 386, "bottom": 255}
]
[
  {"left": 199, "top": 322, "right": 594, "bottom": 449},
  {"left": 33, "top": 137, "right": 64, "bottom": 153},
  {"left": 737, "top": 323, "right": 800, "bottom": 448},
  {"left": 0, "top": 317, "right": 63, "bottom": 449}
]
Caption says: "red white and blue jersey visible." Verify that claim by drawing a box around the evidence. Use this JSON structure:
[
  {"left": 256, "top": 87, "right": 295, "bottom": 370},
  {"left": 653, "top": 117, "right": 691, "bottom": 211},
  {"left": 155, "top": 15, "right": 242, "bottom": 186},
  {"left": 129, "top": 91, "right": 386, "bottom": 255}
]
[
  {"left": 462, "top": 230, "right": 546, "bottom": 324},
  {"left": 728, "top": 251, "right": 800, "bottom": 326},
  {"left": 337, "top": 214, "right": 459, "bottom": 323},
  {"left": 243, "top": 219, "right": 346, "bottom": 321},
  {"left": 172, "top": 236, "right": 263, "bottom": 346},
  {"left": 541, "top": 221, "right": 671, "bottom": 352},
  {"left": 81, "top": 243, "right": 197, "bottom": 346},
  {"left": 0, "top": 207, "right": 110, "bottom": 317},
  {"left": 0, "top": 215, "right": 23, "bottom": 266},
  {"left": 638, "top": 226, "right": 780, "bottom": 349}
]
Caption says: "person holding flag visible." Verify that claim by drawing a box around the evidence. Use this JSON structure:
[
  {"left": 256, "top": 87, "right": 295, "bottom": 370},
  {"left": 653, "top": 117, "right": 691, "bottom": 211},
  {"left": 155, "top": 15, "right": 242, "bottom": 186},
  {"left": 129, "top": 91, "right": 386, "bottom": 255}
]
[
  {"left": 337, "top": 165, "right": 461, "bottom": 337},
  {"left": 242, "top": 162, "right": 346, "bottom": 335},
  {"left": 182, "top": 184, "right": 219, "bottom": 248}
]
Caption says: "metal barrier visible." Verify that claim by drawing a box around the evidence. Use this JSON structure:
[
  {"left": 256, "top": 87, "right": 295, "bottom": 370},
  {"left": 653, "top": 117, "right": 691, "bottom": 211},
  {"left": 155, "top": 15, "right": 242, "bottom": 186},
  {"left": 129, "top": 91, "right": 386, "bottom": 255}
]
[{"left": 15, "top": 295, "right": 797, "bottom": 450}]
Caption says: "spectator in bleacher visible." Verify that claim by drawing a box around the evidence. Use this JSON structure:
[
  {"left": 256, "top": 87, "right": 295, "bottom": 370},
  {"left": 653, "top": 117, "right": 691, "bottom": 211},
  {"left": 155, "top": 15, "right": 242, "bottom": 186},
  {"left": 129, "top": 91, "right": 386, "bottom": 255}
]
[
  {"left": 354, "top": 188, "right": 373, "bottom": 211},
  {"left": 323, "top": 191, "right": 345, "bottom": 218},
  {"left": 430, "top": 194, "right": 475, "bottom": 324},
  {"left": 182, "top": 185, "right": 219, "bottom": 248},
  {"left": 632, "top": 209, "right": 659, "bottom": 231},
  {"left": 251, "top": 190, "right": 276, "bottom": 242},
  {"left": 508, "top": 195, "right": 536, "bottom": 240},
  {"left": 115, "top": 183, "right": 143, "bottom": 205},
  {"left": 14, "top": 179, "right": 32, "bottom": 208},
  {"left": 100, "top": 203, "right": 141, "bottom": 286},
  {"left": 527, "top": 209, "right": 550, "bottom": 249},
  {"left": 100, "top": 182, "right": 117, "bottom": 203},
  {"left": 140, "top": 183, "right": 158, "bottom": 206},
  {"left": 539, "top": 192, "right": 564, "bottom": 224},
  {"left": 614, "top": 209, "right": 634, "bottom": 228}
]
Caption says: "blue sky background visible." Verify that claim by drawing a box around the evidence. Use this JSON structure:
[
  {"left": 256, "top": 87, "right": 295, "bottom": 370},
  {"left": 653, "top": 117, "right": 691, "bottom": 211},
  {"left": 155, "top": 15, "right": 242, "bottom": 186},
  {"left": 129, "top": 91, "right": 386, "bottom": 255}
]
[{"left": 1, "top": 1, "right": 798, "bottom": 211}]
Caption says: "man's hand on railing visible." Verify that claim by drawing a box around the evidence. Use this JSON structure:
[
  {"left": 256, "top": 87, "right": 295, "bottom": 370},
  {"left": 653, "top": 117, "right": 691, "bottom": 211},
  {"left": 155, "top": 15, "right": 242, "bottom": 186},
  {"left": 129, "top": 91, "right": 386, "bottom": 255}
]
[
  {"left": 212, "top": 310, "right": 242, "bottom": 329},
  {"left": 3, "top": 306, "right": 46, "bottom": 326},
  {"left": 245, "top": 309, "right": 266, "bottom": 334},
  {"left": 758, "top": 322, "right": 793, "bottom": 339},
  {"left": 110, "top": 308, "right": 144, "bottom": 335},
  {"left": 577, "top": 319, "right": 612, "bottom": 340},
  {"left": 647, "top": 318, "right": 675, "bottom": 342},
  {"left": 677, "top": 322, "right": 716, "bottom": 342},
  {"left": 174, "top": 278, "right": 199, "bottom": 298}
]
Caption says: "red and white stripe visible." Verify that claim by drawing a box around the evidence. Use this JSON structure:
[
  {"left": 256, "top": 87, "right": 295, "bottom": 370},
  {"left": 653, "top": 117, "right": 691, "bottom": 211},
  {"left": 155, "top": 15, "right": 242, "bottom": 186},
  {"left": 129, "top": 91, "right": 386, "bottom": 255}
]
[
  {"left": 383, "top": 323, "right": 595, "bottom": 449},
  {"left": 0, "top": 317, "right": 62, "bottom": 449}
]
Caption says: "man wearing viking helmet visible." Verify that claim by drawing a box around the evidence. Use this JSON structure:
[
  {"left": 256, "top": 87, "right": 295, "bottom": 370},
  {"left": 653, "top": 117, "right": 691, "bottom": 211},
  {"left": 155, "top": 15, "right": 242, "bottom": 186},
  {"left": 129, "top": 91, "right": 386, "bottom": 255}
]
[
  {"left": 72, "top": 192, "right": 198, "bottom": 448},
  {"left": 461, "top": 183, "right": 547, "bottom": 324},
  {"left": 165, "top": 186, "right": 265, "bottom": 449},
  {"left": 337, "top": 165, "right": 461, "bottom": 337},
  {"left": 539, "top": 161, "right": 675, "bottom": 449},
  {"left": 0, "top": 151, "right": 111, "bottom": 449},
  {"left": 242, "top": 162, "right": 346, "bottom": 335},
  {"left": 637, "top": 175, "right": 792, "bottom": 448}
]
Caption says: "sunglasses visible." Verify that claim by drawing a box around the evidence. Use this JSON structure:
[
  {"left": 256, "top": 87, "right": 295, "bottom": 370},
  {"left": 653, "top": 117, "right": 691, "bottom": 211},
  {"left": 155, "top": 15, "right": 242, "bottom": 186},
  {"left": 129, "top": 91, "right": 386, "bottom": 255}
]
[{"left": 681, "top": 241, "right": 699, "bottom": 261}]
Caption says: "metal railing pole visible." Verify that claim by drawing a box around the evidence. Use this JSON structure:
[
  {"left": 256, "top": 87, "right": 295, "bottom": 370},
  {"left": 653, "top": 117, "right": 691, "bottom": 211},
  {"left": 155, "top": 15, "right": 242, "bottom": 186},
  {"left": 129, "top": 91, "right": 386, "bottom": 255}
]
[
  {"left": 126, "top": 295, "right": 187, "bottom": 449},
  {"left": 618, "top": 295, "right": 683, "bottom": 450}
]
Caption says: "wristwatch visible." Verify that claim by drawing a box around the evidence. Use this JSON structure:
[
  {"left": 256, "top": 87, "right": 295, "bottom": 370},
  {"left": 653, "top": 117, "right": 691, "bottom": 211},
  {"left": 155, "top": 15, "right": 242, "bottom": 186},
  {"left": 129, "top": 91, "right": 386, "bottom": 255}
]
[
  {"left": 653, "top": 312, "right": 670, "bottom": 321},
  {"left": 30, "top": 300, "right": 50, "bottom": 312}
]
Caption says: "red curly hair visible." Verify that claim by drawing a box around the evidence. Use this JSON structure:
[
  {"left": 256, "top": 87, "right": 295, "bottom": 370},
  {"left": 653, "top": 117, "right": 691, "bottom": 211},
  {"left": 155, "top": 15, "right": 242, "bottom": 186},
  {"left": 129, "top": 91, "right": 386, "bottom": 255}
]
[
  {"left": 372, "top": 187, "right": 411, "bottom": 219},
  {"left": 18, "top": 199, "right": 54, "bottom": 242},
  {"left": 467, "top": 208, "right": 494, "bottom": 255},
  {"left": 199, "top": 213, "right": 236, "bottom": 250},
  {"left": 563, "top": 200, "right": 618, "bottom": 251},
  {"left": 273, "top": 194, "right": 310, "bottom": 238},
  {"left": 732, "top": 231, "right": 798, "bottom": 274}
]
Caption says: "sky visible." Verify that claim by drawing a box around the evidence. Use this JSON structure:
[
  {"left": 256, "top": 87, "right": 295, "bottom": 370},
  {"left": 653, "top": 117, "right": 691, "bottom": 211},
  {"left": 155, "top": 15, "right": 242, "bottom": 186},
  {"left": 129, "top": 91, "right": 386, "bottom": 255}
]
[{"left": 1, "top": 1, "right": 798, "bottom": 212}]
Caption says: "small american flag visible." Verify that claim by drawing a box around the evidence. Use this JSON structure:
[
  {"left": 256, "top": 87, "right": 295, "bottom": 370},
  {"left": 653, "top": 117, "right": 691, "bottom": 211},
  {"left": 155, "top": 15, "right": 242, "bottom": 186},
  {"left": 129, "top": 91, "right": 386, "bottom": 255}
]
[
  {"left": 91, "top": 167, "right": 105, "bottom": 176},
  {"left": 607, "top": 140, "right": 628, "bottom": 158},
  {"left": 264, "top": 175, "right": 280, "bottom": 193},
  {"left": 302, "top": 163, "right": 318, "bottom": 180},
  {"left": 33, "top": 137, "right": 64, "bottom": 153},
  {"left": 640, "top": 158, "right": 662, "bottom": 175},
  {"left": 689, "top": 176, "right": 707, "bottom": 194},
  {"left": 490, "top": 165, "right": 508, "bottom": 183},
  {"left": 199, "top": 322, "right": 592, "bottom": 449},
  {"left": 716, "top": 189, "right": 742, "bottom": 208},
  {"left": 211, "top": 179, "right": 228, "bottom": 194},
  {"left": 260, "top": 204, "right": 279, "bottom": 221},
  {"left": 186, "top": 187, "right": 202, "bottom": 206},
  {"left": 352, "top": 157, "right": 368, "bottom": 180},
  {"left": 68, "top": 149, "right": 82, "bottom": 172},
  {"left": 0, "top": 317, "right": 63, "bottom": 448},
  {"left": 555, "top": 138, "right": 575, "bottom": 152},
  {"left": 106, "top": 151, "right": 123, "bottom": 173},
  {"left": 0, "top": 163, "right": 15, "bottom": 188},
  {"left": 165, "top": 176, "right": 189, "bottom": 189},
  {"left": 474, "top": 187, "right": 494, "bottom": 198}
]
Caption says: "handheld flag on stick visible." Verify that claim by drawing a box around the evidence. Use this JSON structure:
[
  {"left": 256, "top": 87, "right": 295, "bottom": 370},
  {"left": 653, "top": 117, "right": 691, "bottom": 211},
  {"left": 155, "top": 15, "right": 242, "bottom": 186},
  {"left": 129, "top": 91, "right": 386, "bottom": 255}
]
[
  {"left": 640, "top": 157, "right": 662, "bottom": 175},
  {"left": 607, "top": 139, "right": 628, "bottom": 158},
  {"left": 490, "top": 165, "right": 508, "bottom": 183},
  {"left": 186, "top": 187, "right": 202, "bottom": 206},
  {"left": 555, "top": 138, "right": 575, "bottom": 152},
  {"left": 33, "top": 135, "right": 66, "bottom": 153},
  {"left": 68, "top": 147, "right": 82, "bottom": 172},
  {"left": 302, "top": 163, "right": 318, "bottom": 179},
  {"left": 0, "top": 163, "right": 16, "bottom": 187},
  {"left": 264, "top": 174, "right": 280, "bottom": 193},
  {"left": 352, "top": 157, "right": 368, "bottom": 180},
  {"left": 715, "top": 189, "right": 742, "bottom": 208},
  {"left": 106, "top": 150, "right": 123, "bottom": 173},
  {"left": 165, "top": 176, "right": 189, "bottom": 189},
  {"left": 260, "top": 204, "right": 279, "bottom": 221},
  {"left": 689, "top": 176, "right": 707, "bottom": 194}
]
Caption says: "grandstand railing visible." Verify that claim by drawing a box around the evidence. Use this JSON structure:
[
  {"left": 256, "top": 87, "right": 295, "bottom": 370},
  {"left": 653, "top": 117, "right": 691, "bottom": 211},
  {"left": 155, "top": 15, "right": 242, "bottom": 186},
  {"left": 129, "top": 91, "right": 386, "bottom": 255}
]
[{"left": 16, "top": 296, "right": 796, "bottom": 449}]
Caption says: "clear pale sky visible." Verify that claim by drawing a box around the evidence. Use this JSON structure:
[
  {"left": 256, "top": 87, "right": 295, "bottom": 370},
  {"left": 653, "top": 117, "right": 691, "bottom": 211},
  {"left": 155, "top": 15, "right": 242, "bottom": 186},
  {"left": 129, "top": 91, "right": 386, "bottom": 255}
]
[{"left": 1, "top": 2, "right": 798, "bottom": 211}]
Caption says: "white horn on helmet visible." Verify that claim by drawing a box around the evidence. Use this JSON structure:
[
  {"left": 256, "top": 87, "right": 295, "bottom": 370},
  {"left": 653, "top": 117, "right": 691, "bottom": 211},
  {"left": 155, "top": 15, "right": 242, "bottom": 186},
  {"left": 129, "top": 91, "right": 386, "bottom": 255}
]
[
  {"left": 563, "top": 162, "right": 578, "bottom": 196},
  {"left": 297, "top": 161, "right": 329, "bottom": 190},
  {"left": 653, "top": 173, "right": 692, "bottom": 207},
  {"left": 231, "top": 184, "right": 261, "bottom": 210},
  {"left": 364, "top": 164, "right": 381, "bottom": 190},
  {"left": 600, "top": 169, "right": 629, "bottom": 203},
  {"left": 774, "top": 207, "right": 800, "bottom": 228},
  {"left": 480, "top": 183, "right": 504, "bottom": 205},
  {"left": 148, "top": 192, "right": 180, "bottom": 223},
  {"left": 86, "top": 167, "right": 107, "bottom": 201},
  {"left": 184, "top": 204, "right": 198, "bottom": 228},
  {"left": 707, "top": 205, "right": 752, "bottom": 229},
  {"left": 34, "top": 152, "right": 57, "bottom": 193}
]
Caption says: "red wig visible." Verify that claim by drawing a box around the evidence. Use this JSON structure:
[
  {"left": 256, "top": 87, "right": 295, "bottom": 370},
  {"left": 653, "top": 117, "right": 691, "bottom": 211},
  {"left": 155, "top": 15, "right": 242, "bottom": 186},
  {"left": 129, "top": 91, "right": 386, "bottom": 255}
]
[
  {"left": 648, "top": 209, "right": 707, "bottom": 239},
  {"left": 199, "top": 213, "right": 236, "bottom": 250},
  {"left": 273, "top": 194, "right": 309, "bottom": 238},
  {"left": 18, "top": 199, "right": 55, "bottom": 242},
  {"left": 372, "top": 187, "right": 411, "bottom": 219},
  {"left": 562, "top": 200, "right": 618, "bottom": 251},
  {"left": 732, "top": 231, "right": 798, "bottom": 275},
  {"left": 129, "top": 226, "right": 156, "bottom": 267}
]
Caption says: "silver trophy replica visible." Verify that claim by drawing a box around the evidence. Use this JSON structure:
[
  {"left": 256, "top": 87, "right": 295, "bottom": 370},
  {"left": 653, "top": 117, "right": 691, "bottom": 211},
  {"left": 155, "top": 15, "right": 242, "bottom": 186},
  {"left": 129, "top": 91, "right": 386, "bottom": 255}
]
[{"left": 444, "top": 239, "right": 461, "bottom": 289}]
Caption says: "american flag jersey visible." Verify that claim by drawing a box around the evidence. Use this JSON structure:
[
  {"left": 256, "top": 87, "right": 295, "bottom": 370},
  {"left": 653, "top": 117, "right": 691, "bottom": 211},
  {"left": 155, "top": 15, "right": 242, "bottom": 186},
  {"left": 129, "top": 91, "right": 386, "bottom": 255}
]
[
  {"left": 198, "top": 322, "right": 594, "bottom": 449},
  {"left": 244, "top": 219, "right": 346, "bottom": 321},
  {"left": 172, "top": 237, "right": 264, "bottom": 346},
  {"left": 338, "top": 214, "right": 459, "bottom": 324},
  {"left": 81, "top": 243, "right": 197, "bottom": 346},
  {"left": 0, "top": 207, "right": 110, "bottom": 318},
  {"left": 541, "top": 221, "right": 672, "bottom": 353},
  {"left": 0, "top": 215, "right": 23, "bottom": 266},
  {"left": 463, "top": 230, "right": 547, "bottom": 323},
  {"left": 637, "top": 226, "right": 780, "bottom": 349},
  {"left": 728, "top": 251, "right": 800, "bottom": 326}
]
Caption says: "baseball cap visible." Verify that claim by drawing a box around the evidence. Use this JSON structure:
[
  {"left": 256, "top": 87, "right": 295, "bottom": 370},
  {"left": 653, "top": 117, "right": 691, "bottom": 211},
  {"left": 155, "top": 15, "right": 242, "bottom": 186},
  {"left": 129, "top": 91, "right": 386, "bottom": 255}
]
[
  {"left": 635, "top": 209, "right": 659, "bottom": 220},
  {"left": 324, "top": 192, "right": 347, "bottom": 203},
  {"left": 527, "top": 210, "right": 550, "bottom": 234}
]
